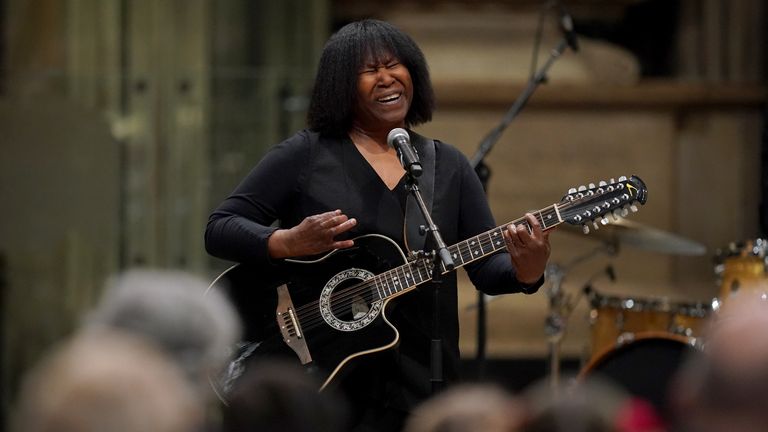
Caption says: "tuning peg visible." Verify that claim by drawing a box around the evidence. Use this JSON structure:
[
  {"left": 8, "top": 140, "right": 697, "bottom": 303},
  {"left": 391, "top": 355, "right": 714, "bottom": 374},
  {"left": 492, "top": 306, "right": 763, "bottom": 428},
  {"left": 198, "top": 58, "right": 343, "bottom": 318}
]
[
  {"left": 582, "top": 225, "right": 590, "bottom": 234},
  {"left": 612, "top": 210, "right": 622, "bottom": 221},
  {"left": 601, "top": 217, "right": 610, "bottom": 225},
  {"left": 568, "top": 188, "right": 577, "bottom": 194},
  {"left": 610, "top": 178, "right": 616, "bottom": 184},
  {"left": 630, "top": 204, "right": 638, "bottom": 212},
  {"left": 588, "top": 183, "right": 596, "bottom": 189},
  {"left": 592, "top": 221, "right": 600, "bottom": 230},
  {"left": 578, "top": 185, "right": 587, "bottom": 192},
  {"left": 598, "top": 180, "right": 607, "bottom": 187},
  {"left": 619, "top": 175, "right": 627, "bottom": 182}
]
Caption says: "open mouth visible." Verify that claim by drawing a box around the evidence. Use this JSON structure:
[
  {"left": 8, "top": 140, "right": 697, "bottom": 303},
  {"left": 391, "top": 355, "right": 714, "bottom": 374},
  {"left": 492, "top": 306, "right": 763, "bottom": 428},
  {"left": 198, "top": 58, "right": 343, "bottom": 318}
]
[{"left": 376, "top": 93, "right": 402, "bottom": 104}]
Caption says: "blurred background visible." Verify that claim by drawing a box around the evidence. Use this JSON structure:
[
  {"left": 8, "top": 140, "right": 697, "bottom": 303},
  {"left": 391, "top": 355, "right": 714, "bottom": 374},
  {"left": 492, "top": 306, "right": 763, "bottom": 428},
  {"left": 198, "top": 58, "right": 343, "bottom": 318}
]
[{"left": 1, "top": 0, "right": 766, "bottom": 428}]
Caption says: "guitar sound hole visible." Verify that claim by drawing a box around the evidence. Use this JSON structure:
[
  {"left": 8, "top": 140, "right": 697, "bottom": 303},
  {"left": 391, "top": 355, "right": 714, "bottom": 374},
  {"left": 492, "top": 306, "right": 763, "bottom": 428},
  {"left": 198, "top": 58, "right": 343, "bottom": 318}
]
[{"left": 329, "top": 278, "right": 376, "bottom": 322}]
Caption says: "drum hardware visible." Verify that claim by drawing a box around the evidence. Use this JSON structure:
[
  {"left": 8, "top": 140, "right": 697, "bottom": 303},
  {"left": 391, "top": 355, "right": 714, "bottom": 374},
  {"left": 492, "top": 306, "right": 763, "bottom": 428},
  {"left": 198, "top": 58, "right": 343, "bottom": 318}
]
[
  {"left": 615, "top": 332, "right": 635, "bottom": 346},
  {"left": 714, "top": 238, "right": 768, "bottom": 306},
  {"left": 545, "top": 243, "right": 618, "bottom": 394},
  {"left": 548, "top": 220, "right": 706, "bottom": 396},
  {"left": 587, "top": 290, "right": 711, "bottom": 360}
]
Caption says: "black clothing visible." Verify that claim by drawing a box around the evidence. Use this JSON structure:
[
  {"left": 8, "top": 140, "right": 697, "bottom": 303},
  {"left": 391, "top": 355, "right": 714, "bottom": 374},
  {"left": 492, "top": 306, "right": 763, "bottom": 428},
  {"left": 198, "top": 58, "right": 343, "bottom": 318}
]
[{"left": 205, "top": 129, "right": 542, "bottom": 429}]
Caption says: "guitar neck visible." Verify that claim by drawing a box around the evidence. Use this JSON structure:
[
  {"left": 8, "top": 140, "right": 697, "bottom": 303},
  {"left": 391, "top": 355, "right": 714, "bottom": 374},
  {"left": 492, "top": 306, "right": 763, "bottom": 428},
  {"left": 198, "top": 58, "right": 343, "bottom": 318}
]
[
  {"left": 441, "top": 203, "right": 563, "bottom": 272},
  {"left": 368, "top": 203, "right": 563, "bottom": 302}
]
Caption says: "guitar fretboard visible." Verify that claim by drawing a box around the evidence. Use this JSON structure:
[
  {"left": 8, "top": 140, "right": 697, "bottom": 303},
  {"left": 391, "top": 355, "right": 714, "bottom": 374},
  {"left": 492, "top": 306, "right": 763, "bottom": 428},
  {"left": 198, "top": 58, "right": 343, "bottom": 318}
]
[{"left": 370, "top": 204, "right": 563, "bottom": 301}]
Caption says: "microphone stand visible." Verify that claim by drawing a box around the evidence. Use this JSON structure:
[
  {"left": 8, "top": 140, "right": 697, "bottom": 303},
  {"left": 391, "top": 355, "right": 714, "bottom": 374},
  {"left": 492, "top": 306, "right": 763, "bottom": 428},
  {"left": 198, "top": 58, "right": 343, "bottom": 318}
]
[
  {"left": 404, "top": 174, "right": 455, "bottom": 395},
  {"left": 470, "top": 37, "right": 570, "bottom": 376}
]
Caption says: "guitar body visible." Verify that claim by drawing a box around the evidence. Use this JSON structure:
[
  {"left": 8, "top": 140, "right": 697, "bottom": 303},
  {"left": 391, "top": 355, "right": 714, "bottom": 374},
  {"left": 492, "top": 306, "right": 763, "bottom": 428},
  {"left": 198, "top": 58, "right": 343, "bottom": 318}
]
[{"left": 212, "top": 234, "right": 411, "bottom": 393}]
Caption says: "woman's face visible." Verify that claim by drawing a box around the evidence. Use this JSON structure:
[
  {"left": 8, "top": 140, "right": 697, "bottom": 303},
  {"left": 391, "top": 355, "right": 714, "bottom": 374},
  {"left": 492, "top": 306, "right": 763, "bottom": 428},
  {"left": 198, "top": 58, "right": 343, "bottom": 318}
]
[{"left": 353, "top": 53, "right": 414, "bottom": 133}]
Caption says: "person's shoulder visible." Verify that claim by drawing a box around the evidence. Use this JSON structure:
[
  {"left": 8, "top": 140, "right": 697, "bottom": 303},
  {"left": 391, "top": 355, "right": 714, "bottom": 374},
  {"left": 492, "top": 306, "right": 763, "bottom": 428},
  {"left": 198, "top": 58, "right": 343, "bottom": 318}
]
[
  {"left": 408, "top": 130, "right": 469, "bottom": 166},
  {"left": 274, "top": 129, "right": 318, "bottom": 150},
  {"left": 278, "top": 129, "right": 347, "bottom": 150}
]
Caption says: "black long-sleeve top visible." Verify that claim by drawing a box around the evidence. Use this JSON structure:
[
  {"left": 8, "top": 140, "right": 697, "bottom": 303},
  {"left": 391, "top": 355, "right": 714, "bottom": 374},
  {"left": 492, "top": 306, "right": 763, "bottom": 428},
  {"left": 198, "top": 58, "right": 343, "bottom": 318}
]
[{"left": 205, "top": 129, "right": 541, "bottom": 425}]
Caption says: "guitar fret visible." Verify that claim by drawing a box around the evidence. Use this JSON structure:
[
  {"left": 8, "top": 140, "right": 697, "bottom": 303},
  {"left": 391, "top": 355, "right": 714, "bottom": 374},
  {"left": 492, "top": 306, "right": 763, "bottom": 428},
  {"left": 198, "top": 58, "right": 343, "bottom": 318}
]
[
  {"left": 373, "top": 276, "right": 384, "bottom": 300},
  {"left": 413, "top": 261, "right": 426, "bottom": 283},
  {"left": 468, "top": 238, "right": 482, "bottom": 259},
  {"left": 537, "top": 209, "right": 545, "bottom": 229},
  {"left": 384, "top": 272, "right": 394, "bottom": 297},
  {"left": 540, "top": 206, "right": 554, "bottom": 229},
  {"left": 491, "top": 228, "right": 504, "bottom": 250},
  {"left": 390, "top": 269, "right": 401, "bottom": 294},
  {"left": 397, "top": 266, "right": 407, "bottom": 290},
  {"left": 402, "top": 265, "right": 412, "bottom": 289},
  {"left": 448, "top": 245, "right": 464, "bottom": 266},
  {"left": 414, "top": 262, "right": 425, "bottom": 284},
  {"left": 459, "top": 240, "right": 468, "bottom": 260},
  {"left": 480, "top": 232, "right": 495, "bottom": 254},
  {"left": 392, "top": 267, "right": 401, "bottom": 294},
  {"left": 456, "top": 241, "right": 470, "bottom": 263}
]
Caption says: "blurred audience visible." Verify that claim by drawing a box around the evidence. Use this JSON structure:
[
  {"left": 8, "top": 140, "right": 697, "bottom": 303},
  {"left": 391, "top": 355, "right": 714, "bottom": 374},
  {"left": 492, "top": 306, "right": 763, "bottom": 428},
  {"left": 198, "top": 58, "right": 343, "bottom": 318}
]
[
  {"left": 86, "top": 269, "right": 241, "bottom": 399},
  {"left": 671, "top": 295, "right": 768, "bottom": 432},
  {"left": 403, "top": 383, "right": 526, "bottom": 432},
  {"left": 12, "top": 330, "right": 204, "bottom": 432},
  {"left": 221, "top": 359, "right": 349, "bottom": 432},
  {"left": 520, "top": 373, "right": 673, "bottom": 432}
]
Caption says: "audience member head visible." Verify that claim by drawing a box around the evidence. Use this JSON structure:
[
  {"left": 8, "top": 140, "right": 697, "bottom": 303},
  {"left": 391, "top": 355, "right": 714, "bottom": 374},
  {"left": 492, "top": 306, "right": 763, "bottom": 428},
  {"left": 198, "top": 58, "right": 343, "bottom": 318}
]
[
  {"left": 13, "top": 330, "right": 203, "bottom": 432},
  {"left": 522, "top": 376, "right": 632, "bottom": 432},
  {"left": 671, "top": 296, "right": 768, "bottom": 432},
  {"left": 403, "top": 383, "right": 526, "bottom": 432},
  {"left": 87, "top": 268, "right": 241, "bottom": 396},
  {"left": 221, "top": 359, "right": 348, "bottom": 432}
]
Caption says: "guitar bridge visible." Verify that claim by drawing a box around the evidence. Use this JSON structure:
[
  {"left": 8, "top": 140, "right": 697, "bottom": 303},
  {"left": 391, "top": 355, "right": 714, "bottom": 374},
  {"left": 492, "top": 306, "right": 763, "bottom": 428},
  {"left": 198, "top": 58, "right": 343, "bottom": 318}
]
[{"left": 276, "top": 284, "right": 312, "bottom": 365}]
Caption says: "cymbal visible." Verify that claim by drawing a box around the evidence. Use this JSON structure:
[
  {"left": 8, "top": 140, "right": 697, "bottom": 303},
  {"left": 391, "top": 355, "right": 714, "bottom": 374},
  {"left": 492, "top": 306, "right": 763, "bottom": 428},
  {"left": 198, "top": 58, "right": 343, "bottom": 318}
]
[{"left": 560, "top": 217, "right": 707, "bottom": 256}]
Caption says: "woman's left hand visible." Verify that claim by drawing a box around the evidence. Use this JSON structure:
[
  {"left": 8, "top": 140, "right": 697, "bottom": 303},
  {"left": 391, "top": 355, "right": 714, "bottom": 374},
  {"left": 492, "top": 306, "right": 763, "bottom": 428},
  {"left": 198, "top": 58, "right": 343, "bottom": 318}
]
[{"left": 503, "top": 213, "right": 551, "bottom": 285}]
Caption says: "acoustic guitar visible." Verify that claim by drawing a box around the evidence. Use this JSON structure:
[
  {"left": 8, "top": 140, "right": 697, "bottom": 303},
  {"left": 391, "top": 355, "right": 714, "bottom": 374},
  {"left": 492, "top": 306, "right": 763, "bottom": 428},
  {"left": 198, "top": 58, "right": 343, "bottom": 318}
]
[{"left": 208, "top": 175, "right": 647, "bottom": 399}]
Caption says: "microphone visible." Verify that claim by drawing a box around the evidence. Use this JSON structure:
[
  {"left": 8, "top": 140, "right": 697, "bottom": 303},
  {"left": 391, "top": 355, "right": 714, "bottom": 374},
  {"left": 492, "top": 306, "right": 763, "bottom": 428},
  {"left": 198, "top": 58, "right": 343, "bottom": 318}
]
[
  {"left": 387, "top": 128, "right": 422, "bottom": 178},
  {"left": 558, "top": 1, "right": 579, "bottom": 52}
]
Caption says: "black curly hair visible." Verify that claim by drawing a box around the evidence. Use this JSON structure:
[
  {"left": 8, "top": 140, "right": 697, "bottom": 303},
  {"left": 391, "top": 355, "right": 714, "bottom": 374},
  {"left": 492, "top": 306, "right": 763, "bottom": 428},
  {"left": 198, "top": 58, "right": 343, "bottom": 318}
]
[{"left": 307, "top": 19, "right": 435, "bottom": 137}]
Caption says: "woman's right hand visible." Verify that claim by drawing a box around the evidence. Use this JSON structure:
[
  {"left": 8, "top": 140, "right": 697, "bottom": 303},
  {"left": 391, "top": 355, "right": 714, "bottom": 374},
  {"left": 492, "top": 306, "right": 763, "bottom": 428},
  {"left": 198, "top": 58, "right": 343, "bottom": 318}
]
[{"left": 267, "top": 209, "right": 357, "bottom": 259}]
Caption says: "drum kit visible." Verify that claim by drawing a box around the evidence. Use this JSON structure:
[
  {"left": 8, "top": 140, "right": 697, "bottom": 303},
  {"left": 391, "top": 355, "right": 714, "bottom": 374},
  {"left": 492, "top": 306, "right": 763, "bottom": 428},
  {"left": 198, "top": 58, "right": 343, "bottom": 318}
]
[{"left": 548, "top": 219, "right": 768, "bottom": 411}]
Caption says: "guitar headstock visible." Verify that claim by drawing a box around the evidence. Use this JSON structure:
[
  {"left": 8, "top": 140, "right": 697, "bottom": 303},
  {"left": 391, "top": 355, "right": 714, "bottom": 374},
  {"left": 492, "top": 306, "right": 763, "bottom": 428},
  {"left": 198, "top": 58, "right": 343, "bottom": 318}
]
[{"left": 559, "top": 175, "right": 648, "bottom": 233}]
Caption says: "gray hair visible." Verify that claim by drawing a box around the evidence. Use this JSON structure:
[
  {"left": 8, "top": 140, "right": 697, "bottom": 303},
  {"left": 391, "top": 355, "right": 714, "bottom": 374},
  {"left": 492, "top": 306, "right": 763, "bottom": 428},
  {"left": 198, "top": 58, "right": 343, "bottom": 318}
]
[{"left": 87, "top": 269, "right": 241, "bottom": 391}]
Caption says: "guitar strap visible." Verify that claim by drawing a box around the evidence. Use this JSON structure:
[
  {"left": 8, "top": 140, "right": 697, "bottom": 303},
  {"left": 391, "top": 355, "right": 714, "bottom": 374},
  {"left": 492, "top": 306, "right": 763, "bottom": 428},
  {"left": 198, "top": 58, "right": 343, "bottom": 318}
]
[{"left": 403, "top": 134, "right": 436, "bottom": 253}]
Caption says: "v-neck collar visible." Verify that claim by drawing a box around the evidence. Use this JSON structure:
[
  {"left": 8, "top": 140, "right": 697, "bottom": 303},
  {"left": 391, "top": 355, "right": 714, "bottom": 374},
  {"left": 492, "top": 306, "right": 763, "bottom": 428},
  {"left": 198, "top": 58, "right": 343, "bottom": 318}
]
[{"left": 344, "top": 135, "right": 407, "bottom": 192}]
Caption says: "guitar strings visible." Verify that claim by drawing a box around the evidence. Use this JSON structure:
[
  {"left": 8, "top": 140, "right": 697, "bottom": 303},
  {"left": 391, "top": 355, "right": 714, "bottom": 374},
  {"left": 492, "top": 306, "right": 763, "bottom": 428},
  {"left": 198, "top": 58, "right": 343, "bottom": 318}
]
[
  {"left": 294, "top": 187, "right": 626, "bottom": 329},
  {"left": 292, "top": 206, "right": 554, "bottom": 318},
  {"left": 291, "top": 207, "right": 567, "bottom": 332},
  {"left": 294, "top": 226, "right": 518, "bottom": 331},
  {"left": 291, "top": 218, "right": 541, "bottom": 332},
  {"left": 291, "top": 222, "right": 504, "bottom": 319}
]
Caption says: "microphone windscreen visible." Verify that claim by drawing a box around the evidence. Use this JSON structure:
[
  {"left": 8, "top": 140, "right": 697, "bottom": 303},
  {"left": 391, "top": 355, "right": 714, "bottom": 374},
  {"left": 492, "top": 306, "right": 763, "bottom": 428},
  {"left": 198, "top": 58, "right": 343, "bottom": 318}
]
[{"left": 387, "top": 128, "right": 409, "bottom": 148}]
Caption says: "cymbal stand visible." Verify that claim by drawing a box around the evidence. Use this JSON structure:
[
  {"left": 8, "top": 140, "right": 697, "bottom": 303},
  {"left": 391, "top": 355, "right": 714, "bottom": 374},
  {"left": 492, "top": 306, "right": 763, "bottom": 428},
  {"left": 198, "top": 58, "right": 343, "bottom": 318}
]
[{"left": 545, "top": 242, "right": 617, "bottom": 394}]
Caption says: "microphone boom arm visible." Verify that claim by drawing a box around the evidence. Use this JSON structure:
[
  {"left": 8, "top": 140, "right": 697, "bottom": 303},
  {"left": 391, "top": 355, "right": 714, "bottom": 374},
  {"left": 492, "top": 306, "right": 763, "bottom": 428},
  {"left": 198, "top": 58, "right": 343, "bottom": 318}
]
[{"left": 470, "top": 38, "right": 569, "bottom": 169}]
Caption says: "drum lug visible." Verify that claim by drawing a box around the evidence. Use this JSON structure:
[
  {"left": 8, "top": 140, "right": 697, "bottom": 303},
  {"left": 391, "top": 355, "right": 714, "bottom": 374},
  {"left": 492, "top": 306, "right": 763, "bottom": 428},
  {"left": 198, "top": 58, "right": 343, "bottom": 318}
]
[{"left": 616, "top": 332, "right": 635, "bottom": 347}]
